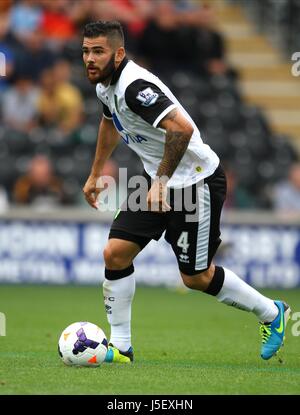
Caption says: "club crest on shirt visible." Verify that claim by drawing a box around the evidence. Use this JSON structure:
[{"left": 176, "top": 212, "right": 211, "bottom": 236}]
[{"left": 136, "top": 87, "right": 159, "bottom": 107}]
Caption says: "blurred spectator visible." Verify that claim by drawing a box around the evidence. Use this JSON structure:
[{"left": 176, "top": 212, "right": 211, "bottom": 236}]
[
  {"left": 9, "top": 0, "right": 42, "bottom": 42},
  {"left": 173, "top": 0, "right": 216, "bottom": 28},
  {"left": 14, "top": 27, "right": 57, "bottom": 82},
  {"left": 0, "top": 0, "right": 13, "bottom": 14},
  {"left": 223, "top": 165, "right": 259, "bottom": 210},
  {"left": 1, "top": 72, "right": 40, "bottom": 132},
  {"left": 37, "top": 59, "right": 83, "bottom": 135},
  {"left": 0, "top": 12, "right": 20, "bottom": 91},
  {"left": 66, "top": 0, "right": 97, "bottom": 29},
  {"left": 137, "top": 0, "right": 229, "bottom": 78},
  {"left": 93, "top": 0, "right": 154, "bottom": 53},
  {"left": 40, "top": 0, "right": 77, "bottom": 51},
  {"left": 13, "top": 154, "right": 68, "bottom": 206},
  {"left": 0, "top": 10, "right": 20, "bottom": 50},
  {"left": 272, "top": 163, "right": 300, "bottom": 212}
]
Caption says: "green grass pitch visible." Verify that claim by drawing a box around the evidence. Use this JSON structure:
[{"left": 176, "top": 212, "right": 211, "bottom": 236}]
[{"left": 0, "top": 285, "right": 299, "bottom": 395}]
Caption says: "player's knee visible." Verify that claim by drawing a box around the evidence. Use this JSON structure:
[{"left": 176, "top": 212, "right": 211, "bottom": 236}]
[
  {"left": 181, "top": 264, "right": 215, "bottom": 291},
  {"left": 181, "top": 275, "right": 206, "bottom": 290},
  {"left": 182, "top": 277, "right": 196, "bottom": 290},
  {"left": 103, "top": 244, "right": 130, "bottom": 270}
]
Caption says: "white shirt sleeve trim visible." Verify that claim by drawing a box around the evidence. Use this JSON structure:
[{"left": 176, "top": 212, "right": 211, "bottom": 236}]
[
  {"left": 103, "top": 114, "right": 113, "bottom": 120},
  {"left": 153, "top": 104, "right": 177, "bottom": 128}
]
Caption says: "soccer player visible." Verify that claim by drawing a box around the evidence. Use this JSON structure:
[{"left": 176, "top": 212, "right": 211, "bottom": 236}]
[{"left": 82, "top": 21, "right": 291, "bottom": 363}]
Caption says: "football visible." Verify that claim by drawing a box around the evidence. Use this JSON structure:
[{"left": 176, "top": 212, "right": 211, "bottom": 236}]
[{"left": 58, "top": 322, "right": 108, "bottom": 367}]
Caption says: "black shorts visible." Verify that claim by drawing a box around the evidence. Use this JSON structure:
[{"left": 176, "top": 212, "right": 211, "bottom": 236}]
[{"left": 109, "top": 164, "right": 227, "bottom": 275}]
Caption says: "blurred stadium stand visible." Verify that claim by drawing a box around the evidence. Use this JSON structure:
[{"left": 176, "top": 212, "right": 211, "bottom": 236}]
[
  {"left": 0, "top": 0, "right": 299, "bottom": 211},
  {"left": 222, "top": 0, "right": 300, "bottom": 150}
]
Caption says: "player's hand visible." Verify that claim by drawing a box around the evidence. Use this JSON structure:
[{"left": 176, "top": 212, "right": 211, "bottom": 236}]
[
  {"left": 147, "top": 179, "right": 171, "bottom": 212},
  {"left": 82, "top": 175, "right": 102, "bottom": 209}
]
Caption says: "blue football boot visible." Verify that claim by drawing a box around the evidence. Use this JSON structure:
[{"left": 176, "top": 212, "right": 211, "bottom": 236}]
[{"left": 260, "top": 300, "right": 291, "bottom": 361}]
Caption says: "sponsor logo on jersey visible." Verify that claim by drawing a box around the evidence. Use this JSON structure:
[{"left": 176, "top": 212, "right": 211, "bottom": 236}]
[
  {"left": 121, "top": 134, "right": 147, "bottom": 144},
  {"left": 136, "top": 87, "right": 159, "bottom": 107},
  {"left": 112, "top": 112, "right": 148, "bottom": 144}
]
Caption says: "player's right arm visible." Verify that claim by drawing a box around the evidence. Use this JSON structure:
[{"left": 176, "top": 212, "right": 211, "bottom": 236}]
[{"left": 83, "top": 116, "right": 120, "bottom": 209}]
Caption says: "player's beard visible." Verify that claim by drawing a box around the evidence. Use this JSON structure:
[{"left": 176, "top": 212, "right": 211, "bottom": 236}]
[{"left": 87, "top": 53, "right": 116, "bottom": 85}]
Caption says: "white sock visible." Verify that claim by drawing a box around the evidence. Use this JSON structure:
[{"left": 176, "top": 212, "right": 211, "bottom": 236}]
[
  {"left": 103, "top": 274, "right": 135, "bottom": 351},
  {"left": 216, "top": 267, "right": 278, "bottom": 322}
]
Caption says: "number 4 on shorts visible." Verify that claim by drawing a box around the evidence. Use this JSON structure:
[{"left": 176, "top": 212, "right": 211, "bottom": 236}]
[{"left": 177, "top": 231, "right": 189, "bottom": 253}]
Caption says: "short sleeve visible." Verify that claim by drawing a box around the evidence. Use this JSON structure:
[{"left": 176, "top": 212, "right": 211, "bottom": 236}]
[
  {"left": 125, "top": 79, "right": 176, "bottom": 127},
  {"left": 102, "top": 103, "right": 112, "bottom": 120}
]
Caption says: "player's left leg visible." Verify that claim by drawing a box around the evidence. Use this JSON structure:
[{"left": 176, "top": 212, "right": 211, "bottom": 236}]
[
  {"left": 180, "top": 264, "right": 291, "bottom": 361},
  {"left": 181, "top": 264, "right": 281, "bottom": 325},
  {"left": 181, "top": 262, "right": 279, "bottom": 323},
  {"left": 167, "top": 164, "right": 291, "bottom": 360}
]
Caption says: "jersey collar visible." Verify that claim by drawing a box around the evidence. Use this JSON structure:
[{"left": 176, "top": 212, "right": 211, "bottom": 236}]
[{"left": 110, "top": 57, "right": 129, "bottom": 85}]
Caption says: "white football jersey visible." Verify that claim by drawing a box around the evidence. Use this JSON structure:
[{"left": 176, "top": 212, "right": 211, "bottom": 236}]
[{"left": 96, "top": 58, "right": 219, "bottom": 188}]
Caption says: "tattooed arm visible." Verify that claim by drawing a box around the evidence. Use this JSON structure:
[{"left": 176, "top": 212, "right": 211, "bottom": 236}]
[
  {"left": 147, "top": 108, "right": 194, "bottom": 211},
  {"left": 156, "top": 108, "right": 194, "bottom": 180}
]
